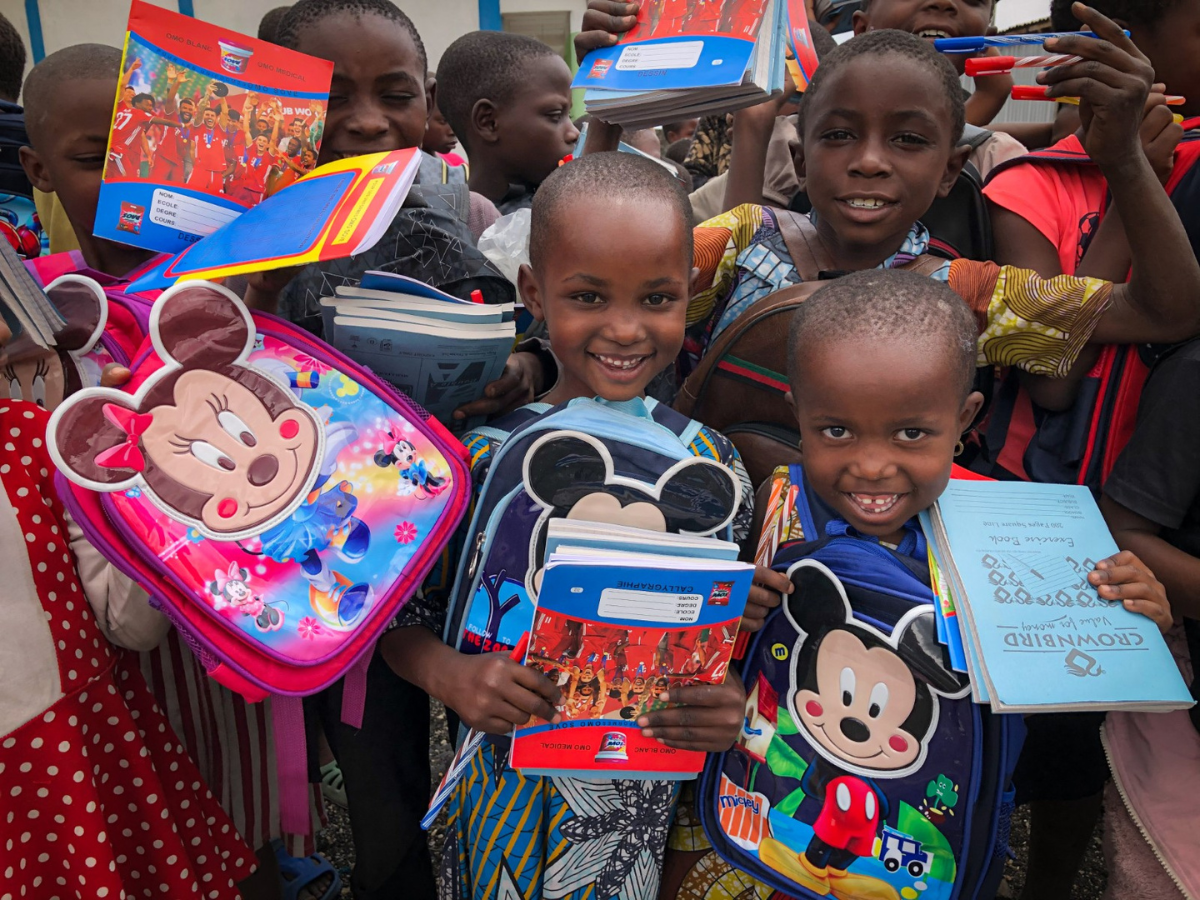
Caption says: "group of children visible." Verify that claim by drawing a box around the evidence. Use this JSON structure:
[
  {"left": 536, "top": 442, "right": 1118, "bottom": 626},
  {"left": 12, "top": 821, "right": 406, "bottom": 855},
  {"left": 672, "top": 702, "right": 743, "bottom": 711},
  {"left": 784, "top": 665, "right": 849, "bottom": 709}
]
[{"left": 1, "top": 0, "right": 1199, "bottom": 898}]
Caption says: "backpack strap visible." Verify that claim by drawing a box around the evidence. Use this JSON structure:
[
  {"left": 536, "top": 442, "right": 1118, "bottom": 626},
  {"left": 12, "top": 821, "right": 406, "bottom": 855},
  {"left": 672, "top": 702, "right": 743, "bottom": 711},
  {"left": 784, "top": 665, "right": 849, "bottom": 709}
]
[
  {"left": 899, "top": 255, "right": 949, "bottom": 277},
  {"left": 774, "top": 210, "right": 835, "bottom": 281}
]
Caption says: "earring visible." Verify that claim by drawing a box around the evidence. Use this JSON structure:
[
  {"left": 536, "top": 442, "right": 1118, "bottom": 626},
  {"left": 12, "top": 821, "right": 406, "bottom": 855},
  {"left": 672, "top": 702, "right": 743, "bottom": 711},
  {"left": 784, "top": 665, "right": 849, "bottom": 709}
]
[
  {"left": 796, "top": 437, "right": 803, "bottom": 452},
  {"left": 954, "top": 440, "right": 965, "bottom": 457}
]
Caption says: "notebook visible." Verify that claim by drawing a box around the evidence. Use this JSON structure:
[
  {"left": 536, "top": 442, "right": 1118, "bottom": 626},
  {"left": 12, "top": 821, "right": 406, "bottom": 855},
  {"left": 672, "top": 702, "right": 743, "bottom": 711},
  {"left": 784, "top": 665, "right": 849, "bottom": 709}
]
[
  {"left": 510, "top": 521, "right": 753, "bottom": 778},
  {"left": 924, "top": 481, "right": 1192, "bottom": 713},
  {"left": 574, "top": 0, "right": 788, "bottom": 128}
]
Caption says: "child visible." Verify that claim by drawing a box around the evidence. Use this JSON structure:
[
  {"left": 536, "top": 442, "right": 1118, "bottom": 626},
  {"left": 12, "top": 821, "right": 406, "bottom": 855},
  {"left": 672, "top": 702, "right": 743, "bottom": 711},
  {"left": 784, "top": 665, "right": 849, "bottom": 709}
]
[
  {"left": 423, "top": 73, "right": 466, "bottom": 167},
  {"left": 19, "top": 44, "right": 331, "bottom": 900},
  {"left": 0, "top": 306, "right": 256, "bottom": 896},
  {"left": 671, "top": 267, "right": 1169, "bottom": 900},
  {"left": 378, "top": 151, "right": 790, "bottom": 900},
  {"left": 435, "top": 30, "right": 580, "bottom": 213},
  {"left": 0, "top": 11, "right": 42, "bottom": 258},
  {"left": 1101, "top": 337, "right": 1200, "bottom": 900}
]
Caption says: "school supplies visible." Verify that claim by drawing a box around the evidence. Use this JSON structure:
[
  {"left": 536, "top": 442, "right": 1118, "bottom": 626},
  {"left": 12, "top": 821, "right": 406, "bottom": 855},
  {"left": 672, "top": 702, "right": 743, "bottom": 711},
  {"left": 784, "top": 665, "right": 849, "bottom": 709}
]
[
  {"left": 125, "top": 148, "right": 422, "bottom": 293},
  {"left": 97, "top": 0, "right": 334, "bottom": 254},
  {"left": 964, "top": 54, "right": 1081, "bottom": 76},
  {"left": 321, "top": 274, "right": 516, "bottom": 429},
  {"left": 421, "top": 631, "right": 531, "bottom": 830},
  {"left": 934, "top": 31, "right": 1116, "bottom": 53},
  {"left": 783, "top": 0, "right": 820, "bottom": 93},
  {"left": 0, "top": 240, "right": 64, "bottom": 348},
  {"left": 697, "top": 464, "right": 1022, "bottom": 900},
  {"left": 510, "top": 521, "right": 753, "bottom": 778},
  {"left": 923, "top": 480, "right": 1192, "bottom": 713},
  {"left": 1012, "top": 85, "right": 1186, "bottom": 106},
  {"left": 574, "top": 0, "right": 788, "bottom": 129}
]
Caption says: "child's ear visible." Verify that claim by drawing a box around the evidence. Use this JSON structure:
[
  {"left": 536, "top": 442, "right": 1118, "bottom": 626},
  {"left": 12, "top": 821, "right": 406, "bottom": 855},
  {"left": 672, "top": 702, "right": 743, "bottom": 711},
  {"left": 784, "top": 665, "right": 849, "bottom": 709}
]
[
  {"left": 851, "top": 7, "right": 869, "bottom": 34},
  {"left": 689, "top": 266, "right": 703, "bottom": 298},
  {"left": 19, "top": 146, "right": 53, "bottom": 194},
  {"left": 517, "top": 264, "right": 545, "bottom": 323},
  {"left": 471, "top": 98, "right": 500, "bottom": 145},
  {"left": 425, "top": 77, "right": 437, "bottom": 120},
  {"left": 958, "top": 389, "right": 985, "bottom": 434},
  {"left": 792, "top": 140, "right": 807, "bottom": 183},
  {"left": 937, "top": 144, "right": 970, "bottom": 199}
]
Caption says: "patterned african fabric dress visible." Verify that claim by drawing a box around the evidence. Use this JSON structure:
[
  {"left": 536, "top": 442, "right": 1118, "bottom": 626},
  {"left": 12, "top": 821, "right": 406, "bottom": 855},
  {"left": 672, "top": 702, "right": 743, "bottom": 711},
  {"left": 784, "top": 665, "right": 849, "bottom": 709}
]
[{"left": 0, "top": 401, "right": 256, "bottom": 899}]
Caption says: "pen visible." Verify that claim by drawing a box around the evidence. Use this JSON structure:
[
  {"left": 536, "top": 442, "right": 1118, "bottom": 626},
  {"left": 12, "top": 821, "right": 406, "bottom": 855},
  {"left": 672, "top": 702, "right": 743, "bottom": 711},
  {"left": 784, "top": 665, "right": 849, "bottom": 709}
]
[
  {"left": 934, "top": 31, "right": 1118, "bottom": 53},
  {"left": 420, "top": 632, "right": 531, "bottom": 830},
  {"left": 1011, "top": 85, "right": 1186, "bottom": 106},
  {"left": 964, "top": 53, "right": 1080, "bottom": 76}
]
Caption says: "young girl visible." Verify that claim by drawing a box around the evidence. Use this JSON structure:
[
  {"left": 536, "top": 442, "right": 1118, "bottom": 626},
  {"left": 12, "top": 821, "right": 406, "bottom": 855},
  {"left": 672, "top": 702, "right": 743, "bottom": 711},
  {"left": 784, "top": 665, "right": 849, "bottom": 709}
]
[
  {"left": 379, "top": 151, "right": 791, "bottom": 900},
  {"left": 0, "top": 316, "right": 255, "bottom": 897}
]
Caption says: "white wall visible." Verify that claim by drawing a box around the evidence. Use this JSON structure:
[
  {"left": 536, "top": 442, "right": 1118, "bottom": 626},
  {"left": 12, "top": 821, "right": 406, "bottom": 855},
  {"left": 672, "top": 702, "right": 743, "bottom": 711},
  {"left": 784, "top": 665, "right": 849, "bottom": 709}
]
[{"left": 0, "top": 0, "right": 508, "bottom": 85}]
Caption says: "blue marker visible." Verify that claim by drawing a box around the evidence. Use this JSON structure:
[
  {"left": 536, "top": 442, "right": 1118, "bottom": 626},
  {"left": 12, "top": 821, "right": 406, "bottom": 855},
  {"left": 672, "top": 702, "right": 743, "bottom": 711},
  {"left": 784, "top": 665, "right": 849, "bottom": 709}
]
[{"left": 934, "top": 31, "right": 1125, "bottom": 53}]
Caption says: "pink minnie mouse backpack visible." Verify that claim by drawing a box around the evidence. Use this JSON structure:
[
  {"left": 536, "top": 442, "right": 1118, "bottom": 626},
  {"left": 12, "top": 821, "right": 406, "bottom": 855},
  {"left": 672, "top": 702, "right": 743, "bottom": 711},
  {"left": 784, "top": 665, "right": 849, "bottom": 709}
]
[{"left": 48, "top": 280, "right": 471, "bottom": 703}]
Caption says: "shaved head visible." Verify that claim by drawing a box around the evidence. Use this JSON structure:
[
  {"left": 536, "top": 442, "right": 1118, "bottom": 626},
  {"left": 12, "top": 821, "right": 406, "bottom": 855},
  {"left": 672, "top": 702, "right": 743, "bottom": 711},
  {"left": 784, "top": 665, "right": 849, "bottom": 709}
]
[{"left": 23, "top": 44, "right": 121, "bottom": 150}]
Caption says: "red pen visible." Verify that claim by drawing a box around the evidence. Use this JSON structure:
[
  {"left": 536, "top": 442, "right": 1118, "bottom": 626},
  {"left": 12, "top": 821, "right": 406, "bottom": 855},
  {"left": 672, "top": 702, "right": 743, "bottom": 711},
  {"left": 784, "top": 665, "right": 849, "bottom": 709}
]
[
  {"left": 508, "top": 630, "right": 531, "bottom": 663},
  {"left": 965, "top": 53, "right": 1080, "bottom": 76},
  {"left": 1012, "top": 85, "right": 1186, "bottom": 105},
  {"left": 470, "top": 289, "right": 485, "bottom": 304}
]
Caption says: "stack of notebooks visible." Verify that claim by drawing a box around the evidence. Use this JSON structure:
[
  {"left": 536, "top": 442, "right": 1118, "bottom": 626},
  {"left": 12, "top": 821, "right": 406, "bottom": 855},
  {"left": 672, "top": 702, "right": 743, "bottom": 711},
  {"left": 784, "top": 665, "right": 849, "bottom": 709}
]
[
  {"left": 321, "top": 270, "right": 515, "bottom": 428},
  {"left": 574, "top": 0, "right": 789, "bottom": 129},
  {"left": 511, "top": 519, "right": 754, "bottom": 778},
  {"left": 919, "top": 480, "right": 1192, "bottom": 713}
]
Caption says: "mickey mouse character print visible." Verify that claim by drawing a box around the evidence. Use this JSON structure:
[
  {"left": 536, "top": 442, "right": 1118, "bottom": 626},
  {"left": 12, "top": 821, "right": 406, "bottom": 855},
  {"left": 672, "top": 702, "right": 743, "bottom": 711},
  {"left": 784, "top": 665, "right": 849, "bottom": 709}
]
[{"left": 757, "top": 560, "right": 970, "bottom": 900}]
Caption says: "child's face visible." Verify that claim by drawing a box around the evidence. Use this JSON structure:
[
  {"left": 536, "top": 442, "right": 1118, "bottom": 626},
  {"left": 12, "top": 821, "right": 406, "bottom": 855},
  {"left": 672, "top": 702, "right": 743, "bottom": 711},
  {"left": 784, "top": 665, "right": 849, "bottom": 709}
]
[
  {"left": 790, "top": 335, "right": 982, "bottom": 544},
  {"left": 854, "top": 0, "right": 993, "bottom": 74},
  {"left": 424, "top": 106, "right": 458, "bottom": 155},
  {"left": 797, "top": 54, "right": 965, "bottom": 268},
  {"left": 494, "top": 56, "right": 579, "bottom": 186},
  {"left": 519, "top": 198, "right": 692, "bottom": 405},
  {"left": 294, "top": 13, "right": 429, "bottom": 166},
  {"left": 20, "top": 78, "right": 114, "bottom": 242}
]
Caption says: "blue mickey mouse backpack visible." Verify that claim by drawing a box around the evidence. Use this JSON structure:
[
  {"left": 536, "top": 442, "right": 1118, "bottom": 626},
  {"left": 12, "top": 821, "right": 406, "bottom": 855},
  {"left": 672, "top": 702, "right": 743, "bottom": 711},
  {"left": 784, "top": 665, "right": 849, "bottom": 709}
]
[
  {"left": 697, "top": 465, "right": 1024, "bottom": 900},
  {"left": 444, "top": 395, "right": 743, "bottom": 660}
]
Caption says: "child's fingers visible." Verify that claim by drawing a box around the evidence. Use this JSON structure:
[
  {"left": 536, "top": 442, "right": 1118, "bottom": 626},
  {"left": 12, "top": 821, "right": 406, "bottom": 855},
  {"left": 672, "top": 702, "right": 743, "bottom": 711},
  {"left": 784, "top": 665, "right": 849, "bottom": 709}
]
[
  {"left": 1121, "top": 597, "right": 1172, "bottom": 631},
  {"left": 754, "top": 565, "right": 794, "bottom": 595},
  {"left": 512, "top": 664, "right": 564, "bottom": 705},
  {"left": 498, "top": 679, "right": 561, "bottom": 725},
  {"left": 581, "top": 0, "right": 640, "bottom": 33},
  {"left": 1051, "top": 4, "right": 1147, "bottom": 63}
]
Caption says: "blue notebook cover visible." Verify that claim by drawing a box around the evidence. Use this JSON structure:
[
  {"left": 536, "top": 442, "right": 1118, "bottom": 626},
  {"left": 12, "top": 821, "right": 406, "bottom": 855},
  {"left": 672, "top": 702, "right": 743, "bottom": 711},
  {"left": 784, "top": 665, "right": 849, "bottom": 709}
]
[{"left": 932, "top": 481, "right": 1191, "bottom": 711}]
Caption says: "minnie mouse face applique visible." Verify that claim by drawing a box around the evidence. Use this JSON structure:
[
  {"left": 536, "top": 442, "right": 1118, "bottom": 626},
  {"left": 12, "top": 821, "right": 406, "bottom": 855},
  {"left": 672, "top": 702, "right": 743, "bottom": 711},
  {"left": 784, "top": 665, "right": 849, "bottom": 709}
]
[
  {"left": 783, "top": 560, "right": 970, "bottom": 780},
  {"left": 519, "top": 431, "right": 741, "bottom": 594},
  {"left": 0, "top": 275, "right": 108, "bottom": 410},
  {"left": 48, "top": 281, "right": 324, "bottom": 540}
]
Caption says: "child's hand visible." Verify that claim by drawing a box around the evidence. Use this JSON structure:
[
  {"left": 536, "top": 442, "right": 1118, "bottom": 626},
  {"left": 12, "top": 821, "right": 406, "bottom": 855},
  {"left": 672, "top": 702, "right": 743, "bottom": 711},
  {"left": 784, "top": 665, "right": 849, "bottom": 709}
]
[
  {"left": 1038, "top": 4, "right": 1154, "bottom": 172},
  {"left": 638, "top": 676, "right": 745, "bottom": 751},
  {"left": 445, "top": 653, "right": 563, "bottom": 734},
  {"left": 100, "top": 364, "right": 132, "bottom": 388},
  {"left": 1088, "top": 550, "right": 1172, "bottom": 632},
  {"left": 576, "top": 0, "right": 639, "bottom": 58},
  {"left": 453, "top": 351, "right": 543, "bottom": 422},
  {"left": 741, "top": 565, "right": 793, "bottom": 633},
  {"left": 1139, "top": 84, "right": 1183, "bottom": 184}
]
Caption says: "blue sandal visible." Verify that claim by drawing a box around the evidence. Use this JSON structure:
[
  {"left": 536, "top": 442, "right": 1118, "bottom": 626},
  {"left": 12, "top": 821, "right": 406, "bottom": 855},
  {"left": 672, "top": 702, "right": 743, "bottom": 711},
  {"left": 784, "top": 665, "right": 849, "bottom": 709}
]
[{"left": 272, "top": 839, "right": 342, "bottom": 900}]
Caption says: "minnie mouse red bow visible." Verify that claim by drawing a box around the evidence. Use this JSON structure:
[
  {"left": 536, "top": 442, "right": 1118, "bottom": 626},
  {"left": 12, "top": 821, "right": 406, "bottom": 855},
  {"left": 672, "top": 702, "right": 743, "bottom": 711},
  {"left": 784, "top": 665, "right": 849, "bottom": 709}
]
[{"left": 95, "top": 403, "right": 153, "bottom": 472}]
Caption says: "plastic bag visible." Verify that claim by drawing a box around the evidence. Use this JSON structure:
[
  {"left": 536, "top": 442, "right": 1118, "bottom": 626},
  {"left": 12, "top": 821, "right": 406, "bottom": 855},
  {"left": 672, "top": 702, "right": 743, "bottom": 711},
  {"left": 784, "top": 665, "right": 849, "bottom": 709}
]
[{"left": 477, "top": 209, "right": 530, "bottom": 286}]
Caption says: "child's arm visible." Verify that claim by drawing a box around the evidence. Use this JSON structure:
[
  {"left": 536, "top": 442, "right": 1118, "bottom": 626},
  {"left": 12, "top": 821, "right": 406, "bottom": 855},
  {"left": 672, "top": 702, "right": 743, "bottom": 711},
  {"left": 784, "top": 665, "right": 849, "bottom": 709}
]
[
  {"left": 1042, "top": 6, "right": 1200, "bottom": 345},
  {"left": 965, "top": 64, "right": 1013, "bottom": 128},
  {"left": 380, "top": 626, "right": 562, "bottom": 733},
  {"left": 637, "top": 670, "right": 745, "bottom": 751},
  {"left": 573, "top": 0, "right": 639, "bottom": 155},
  {"left": 68, "top": 511, "right": 170, "bottom": 651},
  {"left": 722, "top": 72, "right": 796, "bottom": 212}
]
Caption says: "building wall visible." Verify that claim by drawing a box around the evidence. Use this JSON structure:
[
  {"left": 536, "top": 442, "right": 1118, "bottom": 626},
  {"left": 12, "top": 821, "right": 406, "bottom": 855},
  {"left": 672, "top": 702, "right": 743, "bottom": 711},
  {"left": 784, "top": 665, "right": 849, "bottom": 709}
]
[{"left": 1, "top": 0, "right": 583, "bottom": 88}]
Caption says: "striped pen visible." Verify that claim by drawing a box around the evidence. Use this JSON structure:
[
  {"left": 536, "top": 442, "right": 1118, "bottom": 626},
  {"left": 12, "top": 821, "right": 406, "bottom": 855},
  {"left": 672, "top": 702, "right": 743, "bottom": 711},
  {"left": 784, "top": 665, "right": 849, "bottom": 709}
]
[
  {"left": 933, "top": 31, "right": 1122, "bottom": 53},
  {"left": 965, "top": 54, "right": 1081, "bottom": 76}
]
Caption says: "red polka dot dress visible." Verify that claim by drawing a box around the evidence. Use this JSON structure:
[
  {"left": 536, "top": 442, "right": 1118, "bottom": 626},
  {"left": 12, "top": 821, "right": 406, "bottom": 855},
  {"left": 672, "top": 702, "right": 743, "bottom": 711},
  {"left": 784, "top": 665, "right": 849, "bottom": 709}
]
[{"left": 0, "top": 402, "right": 256, "bottom": 899}]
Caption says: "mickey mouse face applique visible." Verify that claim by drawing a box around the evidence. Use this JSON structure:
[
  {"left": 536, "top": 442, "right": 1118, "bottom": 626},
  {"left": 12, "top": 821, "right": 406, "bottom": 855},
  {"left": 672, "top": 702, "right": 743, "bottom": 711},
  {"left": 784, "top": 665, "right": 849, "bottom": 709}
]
[
  {"left": 48, "top": 281, "right": 324, "bottom": 540},
  {"left": 782, "top": 560, "right": 970, "bottom": 780},
  {"left": 519, "top": 431, "right": 742, "bottom": 595}
]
